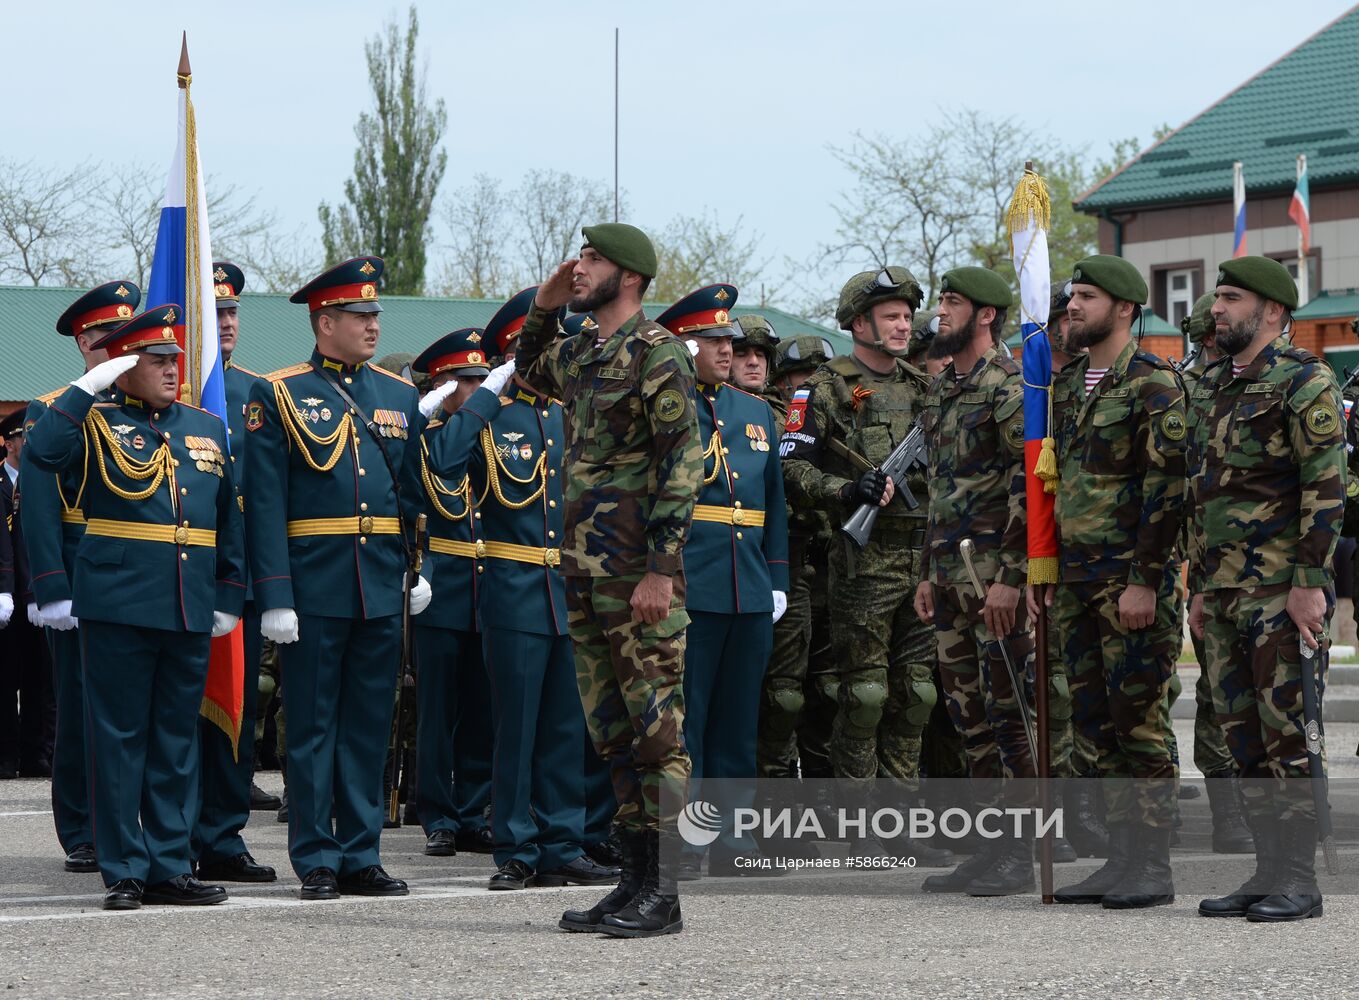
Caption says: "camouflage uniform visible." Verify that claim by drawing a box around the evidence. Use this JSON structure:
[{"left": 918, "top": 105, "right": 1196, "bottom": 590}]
[
  {"left": 514, "top": 303, "right": 701, "bottom": 831},
  {"left": 781, "top": 353, "right": 934, "bottom": 788},
  {"left": 1188, "top": 336, "right": 1344, "bottom": 818},
  {"left": 1052, "top": 339, "right": 1186, "bottom": 829},
  {"left": 920, "top": 343, "right": 1033, "bottom": 789}
]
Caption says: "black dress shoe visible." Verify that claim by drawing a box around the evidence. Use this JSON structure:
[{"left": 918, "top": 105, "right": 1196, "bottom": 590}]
[
  {"left": 424, "top": 830, "right": 458, "bottom": 857},
  {"left": 197, "top": 852, "right": 277, "bottom": 883},
  {"left": 338, "top": 865, "right": 409, "bottom": 896},
  {"left": 64, "top": 843, "right": 98, "bottom": 874},
  {"left": 584, "top": 837, "right": 623, "bottom": 868},
  {"left": 143, "top": 874, "right": 228, "bottom": 906},
  {"left": 456, "top": 827, "right": 495, "bottom": 854},
  {"left": 275, "top": 792, "right": 289, "bottom": 824},
  {"left": 250, "top": 782, "right": 282, "bottom": 811},
  {"left": 103, "top": 878, "right": 144, "bottom": 910},
  {"left": 488, "top": 859, "right": 536, "bottom": 890},
  {"left": 300, "top": 867, "right": 340, "bottom": 900},
  {"left": 19, "top": 759, "right": 52, "bottom": 778},
  {"left": 537, "top": 854, "right": 621, "bottom": 886}
]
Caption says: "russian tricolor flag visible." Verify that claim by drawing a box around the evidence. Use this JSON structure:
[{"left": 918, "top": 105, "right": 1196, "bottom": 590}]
[
  {"left": 1231, "top": 161, "right": 1248, "bottom": 259},
  {"left": 147, "top": 36, "right": 243, "bottom": 757},
  {"left": 1290, "top": 155, "right": 1311, "bottom": 253}
]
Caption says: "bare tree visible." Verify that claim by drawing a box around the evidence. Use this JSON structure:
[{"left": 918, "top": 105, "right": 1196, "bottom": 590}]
[
  {"left": 99, "top": 163, "right": 161, "bottom": 287},
  {"left": 512, "top": 169, "right": 616, "bottom": 280},
  {"left": 649, "top": 211, "right": 772, "bottom": 303},
  {"left": 0, "top": 158, "right": 99, "bottom": 286},
  {"left": 436, "top": 173, "right": 512, "bottom": 297}
]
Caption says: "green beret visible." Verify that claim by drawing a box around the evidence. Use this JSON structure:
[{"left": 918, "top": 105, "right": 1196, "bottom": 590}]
[
  {"left": 1071, "top": 255, "right": 1147, "bottom": 306},
  {"left": 1215, "top": 255, "right": 1298, "bottom": 309},
  {"left": 581, "top": 223, "right": 657, "bottom": 279},
  {"left": 939, "top": 266, "right": 1011, "bottom": 309},
  {"left": 1181, "top": 292, "right": 1217, "bottom": 344}
]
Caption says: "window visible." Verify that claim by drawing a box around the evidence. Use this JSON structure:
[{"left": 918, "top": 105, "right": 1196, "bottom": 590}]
[
  {"left": 1280, "top": 254, "right": 1320, "bottom": 303},
  {"left": 1165, "top": 268, "right": 1195, "bottom": 327}
]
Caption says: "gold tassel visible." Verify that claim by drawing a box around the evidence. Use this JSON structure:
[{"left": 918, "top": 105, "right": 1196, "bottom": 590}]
[
  {"left": 1027, "top": 557, "right": 1059, "bottom": 586},
  {"left": 1005, "top": 167, "right": 1052, "bottom": 252},
  {"left": 1035, "top": 436, "right": 1058, "bottom": 494}
]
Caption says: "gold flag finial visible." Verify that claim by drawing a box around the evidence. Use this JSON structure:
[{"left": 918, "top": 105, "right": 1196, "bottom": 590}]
[{"left": 177, "top": 32, "right": 192, "bottom": 88}]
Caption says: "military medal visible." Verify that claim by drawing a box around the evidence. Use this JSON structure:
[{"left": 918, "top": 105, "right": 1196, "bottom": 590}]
[{"left": 132, "top": 434, "right": 145, "bottom": 451}]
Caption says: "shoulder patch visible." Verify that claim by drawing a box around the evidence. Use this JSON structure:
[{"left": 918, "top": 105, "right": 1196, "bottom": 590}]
[
  {"left": 653, "top": 387, "right": 687, "bottom": 424},
  {"left": 245, "top": 401, "right": 264, "bottom": 431},
  {"left": 1133, "top": 349, "right": 1173, "bottom": 371},
  {"left": 370, "top": 365, "right": 415, "bottom": 388},
  {"left": 267, "top": 363, "right": 313, "bottom": 383},
  {"left": 1160, "top": 410, "right": 1187, "bottom": 441},
  {"left": 230, "top": 363, "right": 264, "bottom": 379},
  {"left": 990, "top": 352, "right": 1021, "bottom": 376}
]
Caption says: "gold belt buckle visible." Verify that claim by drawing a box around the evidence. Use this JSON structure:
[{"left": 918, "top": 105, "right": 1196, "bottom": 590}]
[
  {"left": 174, "top": 526, "right": 189, "bottom": 545},
  {"left": 731, "top": 508, "right": 746, "bottom": 526},
  {"left": 359, "top": 515, "right": 374, "bottom": 534},
  {"left": 475, "top": 540, "right": 486, "bottom": 558},
  {"left": 545, "top": 548, "right": 560, "bottom": 568}
]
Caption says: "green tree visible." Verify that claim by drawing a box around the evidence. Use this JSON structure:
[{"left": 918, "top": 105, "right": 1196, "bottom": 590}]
[
  {"left": 649, "top": 210, "right": 771, "bottom": 303},
  {"left": 318, "top": 5, "right": 447, "bottom": 295}
]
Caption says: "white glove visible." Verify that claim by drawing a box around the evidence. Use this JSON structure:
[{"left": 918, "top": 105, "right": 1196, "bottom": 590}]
[
  {"left": 27, "top": 602, "right": 41, "bottom": 628},
  {"left": 407, "top": 574, "right": 432, "bottom": 615},
  {"left": 481, "top": 359, "right": 516, "bottom": 397},
  {"left": 0, "top": 593, "right": 12, "bottom": 628},
  {"left": 261, "top": 607, "right": 300, "bottom": 644},
  {"left": 40, "top": 600, "right": 78, "bottom": 631},
  {"left": 772, "top": 590, "right": 788, "bottom": 624},
  {"left": 419, "top": 379, "right": 458, "bottom": 418},
  {"left": 211, "top": 611, "right": 240, "bottom": 638},
  {"left": 71, "top": 354, "right": 140, "bottom": 396},
  {"left": 685, "top": 338, "right": 700, "bottom": 356}
]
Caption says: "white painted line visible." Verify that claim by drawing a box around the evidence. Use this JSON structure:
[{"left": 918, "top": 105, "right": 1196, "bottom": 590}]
[{"left": 0, "top": 810, "right": 55, "bottom": 818}]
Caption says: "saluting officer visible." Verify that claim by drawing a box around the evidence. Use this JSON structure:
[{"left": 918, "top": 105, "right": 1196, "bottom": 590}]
[
  {"left": 657, "top": 286, "right": 789, "bottom": 876},
  {"left": 244, "top": 257, "right": 430, "bottom": 900},
  {"left": 19, "top": 280, "right": 141, "bottom": 874},
  {"left": 192, "top": 261, "right": 276, "bottom": 884},
  {"left": 25, "top": 305, "right": 247, "bottom": 910},
  {"left": 409, "top": 327, "right": 495, "bottom": 858}
]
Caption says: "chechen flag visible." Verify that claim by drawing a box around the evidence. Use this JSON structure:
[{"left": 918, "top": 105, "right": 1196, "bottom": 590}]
[
  {"left": 1290, "top": 156, "right": 1311, "bottom": 253},
  {"left": 146, "top": 34, "right": 244, "bottom": 757}
]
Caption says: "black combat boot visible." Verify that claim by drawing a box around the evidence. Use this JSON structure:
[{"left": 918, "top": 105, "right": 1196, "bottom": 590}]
[
  {"left": 1205, "top": 774, "right": 1254, "bottom": 854},
  {"left": 1246, "top": 813, "right": 1323, "bottom": 922},
  {"left": 1053, "top": 822, "right": 1132, "bottom": 903},
  {"left": 921, "top": 839, "right": 1003, "bottom": 893},
  {"left": 1199, "top": 809, "right": 1277, "bottom": 917},
  {"left": 1101, "top": 824, "right": 1174, "bottom": 909},
  {"left": 967, "top": 834, "right": 1036, "bottom": 896},
  {"left": 1063, "top": 780, "right": 1109, "bottom": 858},
  {"left": 559, "top": 828, "right": 645, "bottom": 933},
  {"left": 598, "top": 830, "right": 683, "bottom": 938}
]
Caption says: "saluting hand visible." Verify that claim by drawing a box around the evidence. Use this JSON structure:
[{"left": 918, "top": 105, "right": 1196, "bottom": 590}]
[{"left": 534, "top": 259, "right": 578, "bottom": 311}]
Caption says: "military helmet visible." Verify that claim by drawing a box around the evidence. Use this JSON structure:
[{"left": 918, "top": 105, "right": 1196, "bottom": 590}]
[
  {"left": 774, "top": 335, "right": 833, "bottom": 380},
  {"left": 733, "top": 314, "right": 779, "bottom": 364},
  {"left": 1050, "top": 278, "right": 1073, "bottom": 317},
  {"left": 909, "top": 309, "right": 939, "bottom": 360},
  {"left": 1181, "top": 292, "right": 1217, "bottom": 344},
  {"left": 835, "top": 266, "right": 923, "bottom": 331},
  {"left": 375, "top": 351, "right": 429, "bottom": 392}
]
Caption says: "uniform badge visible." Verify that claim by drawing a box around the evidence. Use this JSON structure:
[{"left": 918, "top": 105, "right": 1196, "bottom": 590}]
[
  {"left": 784, "top": 389, "right": 809, "bottom": 433},
  {"left": 1306, "top": 404, "right": 1338, "bottom": 436},
  {"left": 320, "top": 407, "right": 332, "bottom": 422},
  {"left": 246, "top": 402, "right": 264, "bottom": 432},
  {"left": 519, "top": 444, "right": 533, "bottom": 460},
  {"left": 1160, "top": 411, "right": 1186, "bottom": 442},
  {"left": 746, "top": 423, "right": 769, "bottom": 452},
  {"left": 188, "top": 435, "right": 226, "bottom": 477},
  {"left": 131, "top": 434, "right": 145, "bottom": 451},
  {"left": 1005, "top": 419, "right": 1026, "bottom": 452},
  {"left": 373, "top": 408, "right": 409, "bottom": 439},
  {"left": 654, "top": 388, "right": 686, "bottom": 424},
  {"left": 301, "top": 397, "right": 324, "bottom": 408}
]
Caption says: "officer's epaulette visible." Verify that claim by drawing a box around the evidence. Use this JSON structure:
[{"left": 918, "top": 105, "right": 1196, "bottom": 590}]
[
  {"left": 266, "top": 363, "right": 313, "bottom": 383},
  {"left": 92, "top": 401, "right": 118, "bottom": 409},
  {"left": 1133, "top": 349, "right": 1173, "bottom": 371},
  {"left": 1281, "top": 344, "right": 1323, "bottom": 366},
  {"left": 426, "top": 418, "right": 444, "bottom": 429},
  {"left": 988, "top": 350, "right": 1021, "bottom": 375},
  {"left": 229, "top": 362, "right": 264, "bottom": 379},
  {"left": 633, "top": 321, "right": 676, "bottom": 344},
  {"left": 36, "top": 387, "right": 64, "bottom": 406},
  {"left": 370, "top": 365, "right": 415, "bottom": 387},
  {"left": 174, "top": 399, "right": 213, "bottom": 416},
  {"left": 499, "top": 396, "right": 515, "bottom": 407}
]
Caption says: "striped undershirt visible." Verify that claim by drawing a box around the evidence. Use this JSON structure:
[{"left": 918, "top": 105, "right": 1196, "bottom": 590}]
[{"left": 1085, "top": 368, "right": 1108, "bottom": 393}]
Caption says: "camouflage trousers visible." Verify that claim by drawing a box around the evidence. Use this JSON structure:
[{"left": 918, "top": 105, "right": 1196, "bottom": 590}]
[
  {"left": 756, "top": 553, "right": 836, "bottom": 778},
  {"left": 1054, "top": 575, "right": 1177, "bottom": 827},
  {"left": 565, "top": 572, "right": 692, "bottom": 832},
  {"left": 1043, "top": 619, "right": 1095, "bottom": 778},
  {"left": 1202, "top": 583, "right": 1329, "bottom": 820},
  {"left": 826, "top": 531, "right": 935, "bottom": 789},
  {"left": 932, "top": 582, "right": 1035, "bottom": 794},
  {"left": 1164, "top": 593, "right": 1237, "bottom": 779}
]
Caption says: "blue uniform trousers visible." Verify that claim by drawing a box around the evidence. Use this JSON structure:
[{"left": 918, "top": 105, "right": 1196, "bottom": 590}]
[
  {"left": 584, "top": 730, "right": 616, "bottom": 842},
  {"left": 48, "top": 626, "right": 90, "bottom": 852},
  {"left": 80, "top": 620, "right": 210, "bottom": 886},
  {"left": 281, "top": 613, "right": 400, "bottom": 879},
  {"left": 414, "top": 625, "right": 493, "bottom": 835}
]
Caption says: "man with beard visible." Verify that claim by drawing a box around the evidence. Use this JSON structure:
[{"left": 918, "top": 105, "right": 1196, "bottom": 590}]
[
  {"left": 912, "top": 267, "right": 1037, "bottom": 895},
  {"left": 1040, "top": 255, "right": 1187, "bottom": 909},
  {"left": 1190, "top": 257, "right": 1343, "bottom": 922},
  {"left": 513, "top": 224, "right": 701, "bottom": 938}
]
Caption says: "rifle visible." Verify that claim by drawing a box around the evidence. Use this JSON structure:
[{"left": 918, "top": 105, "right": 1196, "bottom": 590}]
[
  {"left": 388, "top": 512, "right": 427, "bottom": 824},
  {"left": 841, "top": 417, "right": 927, "bottom": 548},
  {"left": 1298, "top": 634, "right": 1339, "bottom": 876},
  {"left": 1171, "top": 344, "right": 1201, "bottom": 374}
]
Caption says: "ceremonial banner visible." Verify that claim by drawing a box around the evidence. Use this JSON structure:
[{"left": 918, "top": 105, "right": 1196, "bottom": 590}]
[{"left": 147, "top": 36, "right": 244, "bottom": 757}]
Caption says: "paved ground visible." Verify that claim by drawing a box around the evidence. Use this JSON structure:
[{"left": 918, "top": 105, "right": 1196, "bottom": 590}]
[{"left": 4, "top": 719, "right": 1359, "bottom": 999}]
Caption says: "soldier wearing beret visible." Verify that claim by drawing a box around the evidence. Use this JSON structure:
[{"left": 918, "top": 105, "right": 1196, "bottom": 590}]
[
  {"left": 25, "top": 305, "right": 247, "bottom": 909},
  {"left": 913, "top": 267, "right": 1039, "bottom": 894},
  {"left": 780, "top": 266, "right": 953, "bottom": 867},
  {"left": 1043, "top": 255, "right": 1186, "bottom": 909},
  {"left": 406, "top": 328, "right": 496, "bottom": 860},
  {"left": 190, "top": 261, "right": 277, "bottom": 884},
  {"left": 1190, "top": 256, "right": 1343, "bottom": 922},
  {"left": 515, "top": 223, "right": 701, "bottom": 938},
  {"left": 18, "top": 280, "right": 141, "bottom": 873},
  {"left": 656, "top": 286, "right": 790, "bottom": 877},
  {"left": 243, "top": 257, "right": 430, "bottom": 900}
]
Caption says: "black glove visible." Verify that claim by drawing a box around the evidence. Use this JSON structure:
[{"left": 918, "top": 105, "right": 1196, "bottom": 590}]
[{"left": 841, "top": 469, "right": 889, "bottom": 507}]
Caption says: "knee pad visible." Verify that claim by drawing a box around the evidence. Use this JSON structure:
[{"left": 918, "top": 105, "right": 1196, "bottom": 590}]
[
  {"left": 817, "top": 676, "right": 841, "bottom": 708},
  {"left": 767, "top": 683, "right": 805, "bottom": 720},
  {"left": 843, "top": 679, "right": 888, "bottom": 729},
  {"left": 903, "top": 677, "right": 937, "bottom": 728}
]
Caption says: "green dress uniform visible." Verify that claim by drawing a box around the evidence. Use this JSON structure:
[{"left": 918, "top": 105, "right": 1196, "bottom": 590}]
[
  {"left": 24, "top": 309, "right": 246, "bottom": 891},
  {"left": 19, "top": 280, "right": 142, "bottom": 868},
  {"left": 243, "top": 259, "right": 425, "bottom": 882},
  {"left": 409, "top": 330, "right": 493, "bottom": 845}
]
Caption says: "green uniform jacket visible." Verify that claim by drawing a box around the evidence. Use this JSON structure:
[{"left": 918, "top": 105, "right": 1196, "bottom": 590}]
[
  {"left": 18, "top": 389, "right": 96, "bottom": 607},
  {"left": 1052, "top": 340, "right": 1187, "bottom": 587},
  {"left": 243, "top": 350, "right": 425, "bottom": 619},
  {"left": 920, "top": 343, "right": 1027, "bottom": 589},
  {"left": 223, "top": 359, "right": 265, "bottom": 601},
  {"left": 514, "top": 303, "right": 702, "bottom": 578},
  {"left": 1187, "top": 337, "right": 1344, "bottom": 591},
  {"left": 25, "top": 385, "right": 246, "bottom": 632}
]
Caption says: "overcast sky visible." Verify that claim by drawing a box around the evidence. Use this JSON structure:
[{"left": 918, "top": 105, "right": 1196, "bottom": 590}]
[{"left": 7, "top": 0, "right": 1353, "bottom": 301}]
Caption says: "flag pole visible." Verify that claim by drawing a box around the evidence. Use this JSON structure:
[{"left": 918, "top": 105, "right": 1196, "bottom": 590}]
[{"left": 1296, "top": 154, "right": 1309, "bottom": 305}]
